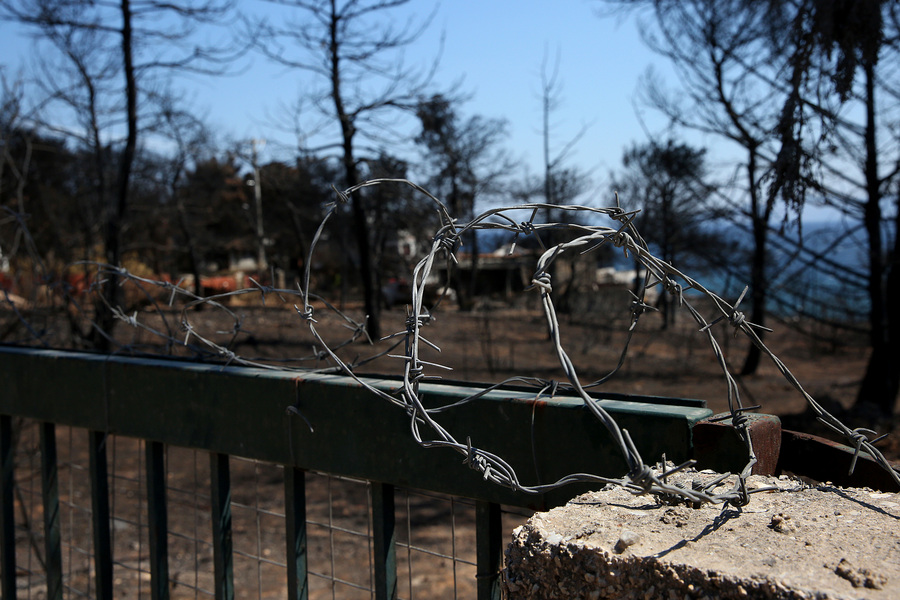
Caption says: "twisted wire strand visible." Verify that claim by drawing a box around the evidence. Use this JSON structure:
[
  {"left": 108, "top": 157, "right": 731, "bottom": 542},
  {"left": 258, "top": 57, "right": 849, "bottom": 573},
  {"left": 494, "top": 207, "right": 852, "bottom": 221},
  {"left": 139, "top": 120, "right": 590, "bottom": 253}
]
[{"left": 325, "top": 181, "right": 898, "bottom": 501}]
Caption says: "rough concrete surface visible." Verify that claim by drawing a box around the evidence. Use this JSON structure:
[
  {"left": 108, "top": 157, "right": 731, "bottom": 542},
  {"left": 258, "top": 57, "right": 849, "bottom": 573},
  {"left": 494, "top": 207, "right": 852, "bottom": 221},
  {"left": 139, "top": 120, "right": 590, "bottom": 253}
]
[{"left": 503, "top": 470, "right": 900, "bottom": 599}]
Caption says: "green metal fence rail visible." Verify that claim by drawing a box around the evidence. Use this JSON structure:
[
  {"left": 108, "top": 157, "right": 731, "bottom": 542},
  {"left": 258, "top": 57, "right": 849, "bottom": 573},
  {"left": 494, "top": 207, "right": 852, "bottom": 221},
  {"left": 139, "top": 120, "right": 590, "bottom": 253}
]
[{"left": 0, "top": 346, "right": 712, "bottom": 599}]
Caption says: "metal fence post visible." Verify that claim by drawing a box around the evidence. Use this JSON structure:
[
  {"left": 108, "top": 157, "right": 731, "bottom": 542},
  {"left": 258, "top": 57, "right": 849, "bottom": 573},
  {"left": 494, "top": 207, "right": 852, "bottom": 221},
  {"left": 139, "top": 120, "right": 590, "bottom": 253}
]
[
  {"left": 475, "top": 501, "right": 502, "bottom": 600},
  {"left": 89, "top": 430, "right": 113, "bottom": 600},
  {"left": 210, "top": 452, "right": 234, "bottom": 600},
  {"left": 40, "top": 422, "right": 63, "bottom": 600},
  {"left": 371, "top": 482, "right": 397, "bottom": 600},
  {"left": 0, "top": 415, "right": 16, "bottom": 600},
  {"left": 146, "top": 441, "right": 169, "bottom": 600},
  {"left": 284, "top": 467, "right": 308, "bottom": 600}
]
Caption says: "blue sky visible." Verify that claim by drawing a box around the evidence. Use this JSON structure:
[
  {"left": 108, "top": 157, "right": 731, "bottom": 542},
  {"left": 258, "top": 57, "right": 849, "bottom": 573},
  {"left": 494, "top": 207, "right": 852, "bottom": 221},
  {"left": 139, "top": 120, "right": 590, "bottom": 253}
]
[
  {"left": 205, "top": 1, "right": 678, "bottom": 191},
  {"left": 0, "top": 1, "right": 703, "bottom": 202}
]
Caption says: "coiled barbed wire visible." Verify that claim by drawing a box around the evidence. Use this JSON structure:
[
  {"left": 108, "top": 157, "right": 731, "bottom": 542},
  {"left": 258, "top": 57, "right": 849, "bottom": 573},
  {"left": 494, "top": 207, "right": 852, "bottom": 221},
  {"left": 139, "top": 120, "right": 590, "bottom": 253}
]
[{"left": 2, "top": 179, "right": 898, "bottom": 507}]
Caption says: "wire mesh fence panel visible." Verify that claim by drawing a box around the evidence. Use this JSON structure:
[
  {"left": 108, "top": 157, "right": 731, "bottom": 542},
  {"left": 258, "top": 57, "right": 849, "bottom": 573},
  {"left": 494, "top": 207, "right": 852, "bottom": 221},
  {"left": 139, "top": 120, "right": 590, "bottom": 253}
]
[
  {"left": 165, "top": 445, "right": 215, "bottom": 599},
  {"left": 395, "top": 489, "right": 477, "bottom": 600},
  {"left": 304, "top": 473, "right": 375, "bottom": 600},
  {"left": 12, "top": 418, "right": 50, "bottom": 599},
  {"left": 9, "top": 423, "right": 110, "bottom": 599},
  {"left": 6, "top": 422, "right": 511, "bottom": 599},
  {"left": 56, "top": 426, "right": 95, "bottom": 598},
  {"left": 229, "top": 456, "right": 288, "bottom": 600},
  {"left": 107, "top": 433, "right": 152, "bottom": 597}
]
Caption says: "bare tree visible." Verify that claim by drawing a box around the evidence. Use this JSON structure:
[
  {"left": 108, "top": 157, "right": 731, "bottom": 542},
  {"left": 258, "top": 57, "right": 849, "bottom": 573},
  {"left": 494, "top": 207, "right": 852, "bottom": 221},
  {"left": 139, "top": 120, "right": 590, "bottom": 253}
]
[
  {"left": 612, "top": 139, "right": 721, "bottom": 327},
  {"left": 764, "top": 0, "right": 900, "bottom": 415},
  {"left": 2, "top": 0, "right": 242, "bottom": 348},
  {"left": 527, "top": 50, "right": 594, "bottom": 313},
  {"left": 0, "top": 75, "right": 30, "bottom": 245},
  {"left": 151, "top": 93, "right": 215, "bottom": 299},
  {"left": 415, "top": 94, "right": 513, "bottom": 309},
  {"left": 256, "top": 156, "right": 336, "bottom": 280},
  {"left": 538, "top": 49, "right": 591, "bottom": 221},
  {"left": 0, "top": 75, "right": 107, "bottom": 347},
  {"left": 603, "top": 0, "right": 796, "bottom": 374},
  {"left": 249, "top": 0, "right": 440, "bottom": 339}
]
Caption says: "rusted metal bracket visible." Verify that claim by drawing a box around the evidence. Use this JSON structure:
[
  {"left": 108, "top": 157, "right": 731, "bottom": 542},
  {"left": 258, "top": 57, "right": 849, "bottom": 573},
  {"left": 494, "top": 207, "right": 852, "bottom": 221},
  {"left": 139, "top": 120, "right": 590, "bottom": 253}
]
[
  {"left": 692, "top": 412, "right": 899, "bottom": 492},
  {"left": 777, "top": 429, "right": 900, "bottom": 492}
]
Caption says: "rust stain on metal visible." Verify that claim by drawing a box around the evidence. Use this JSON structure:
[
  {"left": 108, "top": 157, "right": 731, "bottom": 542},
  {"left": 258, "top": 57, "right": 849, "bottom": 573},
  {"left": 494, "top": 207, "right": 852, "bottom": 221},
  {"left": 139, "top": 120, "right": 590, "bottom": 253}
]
[
  {"left": 778, "top": 429, "right": 900, "bottom": 493},
  {"left": 693, "top": 413, "right": 781, "bottom": 476}
]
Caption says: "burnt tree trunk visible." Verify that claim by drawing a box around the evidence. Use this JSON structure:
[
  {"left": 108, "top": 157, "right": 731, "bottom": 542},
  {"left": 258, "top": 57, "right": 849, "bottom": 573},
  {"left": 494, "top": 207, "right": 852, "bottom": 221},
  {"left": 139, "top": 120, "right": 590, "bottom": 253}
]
[
  {"left": 741, "top": 146, "right": 768, "bottom": 376},
  {"left": 91, "top": 0, "right": 137, "bottom": 351},
  {"left": 855, "top": 61, "right": 899, "bottom": 415},
  {"left": 328, "top": 1, "right": 380, "bottom": 339}
]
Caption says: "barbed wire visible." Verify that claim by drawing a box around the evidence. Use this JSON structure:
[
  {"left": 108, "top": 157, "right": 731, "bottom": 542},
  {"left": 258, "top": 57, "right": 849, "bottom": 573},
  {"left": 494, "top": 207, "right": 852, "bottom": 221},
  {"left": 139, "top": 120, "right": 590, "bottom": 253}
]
[{"left": 1, "top": 179, "right": 897, "bottom": 508}]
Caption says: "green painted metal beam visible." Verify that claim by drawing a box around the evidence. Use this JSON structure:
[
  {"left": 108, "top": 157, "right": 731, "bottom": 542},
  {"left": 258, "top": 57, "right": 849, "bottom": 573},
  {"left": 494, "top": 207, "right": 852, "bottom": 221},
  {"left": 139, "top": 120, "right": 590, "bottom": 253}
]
[{"left": 0, "top": 347, "right": 711, "bottom": 510}]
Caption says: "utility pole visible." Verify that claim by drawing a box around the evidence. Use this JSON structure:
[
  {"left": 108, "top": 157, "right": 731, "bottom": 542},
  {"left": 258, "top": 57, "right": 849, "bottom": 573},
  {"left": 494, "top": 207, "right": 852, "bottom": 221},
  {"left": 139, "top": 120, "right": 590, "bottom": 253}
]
[{"left": 250, "top": 138, "right": 267, "bottom": 272}]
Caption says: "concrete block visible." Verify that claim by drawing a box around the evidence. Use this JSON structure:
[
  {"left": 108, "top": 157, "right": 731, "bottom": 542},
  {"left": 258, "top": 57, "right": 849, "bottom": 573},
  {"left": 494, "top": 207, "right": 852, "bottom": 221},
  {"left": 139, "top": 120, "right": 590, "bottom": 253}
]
[{"left": 503, "top": 470, "right": 899, "bottom": 599}]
